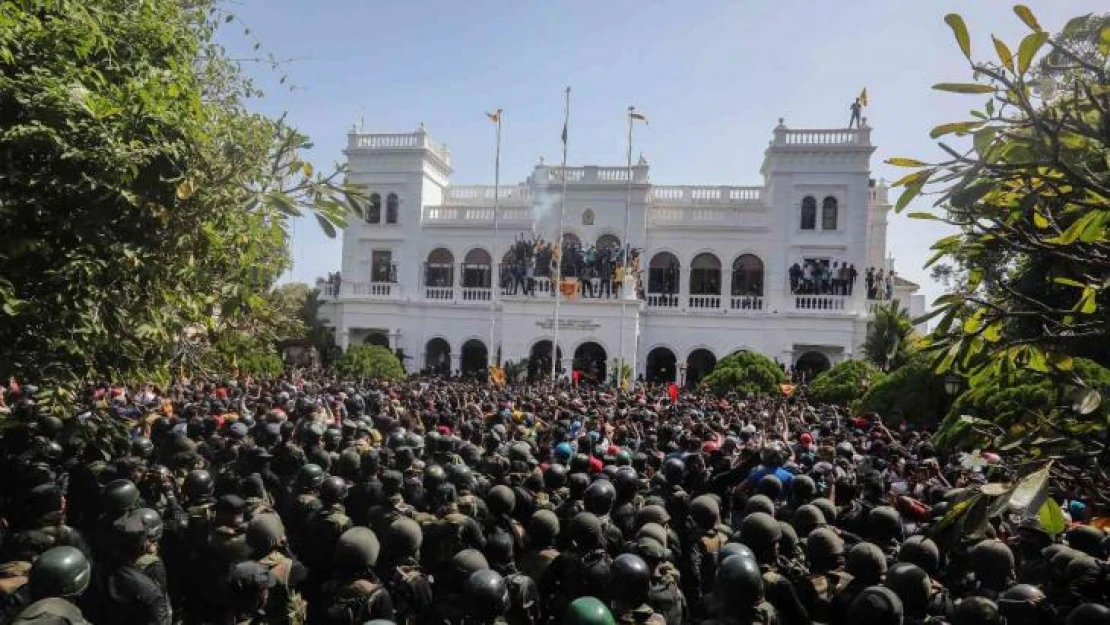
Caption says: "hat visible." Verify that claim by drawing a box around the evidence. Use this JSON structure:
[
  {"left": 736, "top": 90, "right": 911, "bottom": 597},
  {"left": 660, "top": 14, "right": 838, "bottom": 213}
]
[
  {"left": 228, "top": 422, "right": 248, "bottom": 440},
  {"left": 227, "top": 561, "right": 275, "bottom": 591}
]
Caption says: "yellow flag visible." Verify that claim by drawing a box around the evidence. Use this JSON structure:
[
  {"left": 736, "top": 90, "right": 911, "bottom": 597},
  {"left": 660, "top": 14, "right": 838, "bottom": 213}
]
[
  {"left": 486, "top": 109, "right": 502, "bottom": 123},
  {"left": 859, "top": 88, "right": 869, "bottom": 107},
  {"left": 630, "top": 111, "right": 648, "bottom": 124}
]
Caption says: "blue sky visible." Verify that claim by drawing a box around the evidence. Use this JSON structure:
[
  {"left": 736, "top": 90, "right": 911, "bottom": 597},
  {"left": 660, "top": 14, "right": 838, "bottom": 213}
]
[{"left": 221, "top": 0, "right": 1103, "bottom": 307}]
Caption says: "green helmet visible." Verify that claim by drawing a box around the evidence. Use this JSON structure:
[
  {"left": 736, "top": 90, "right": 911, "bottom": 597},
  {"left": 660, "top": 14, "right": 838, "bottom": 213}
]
[
  {"left": 246, "top": 513, "right": 287, "bottom": 554},
  {"left": 464, "top": 569, "right": 510, "bottom": 621},
  {"left": 294, "top": 463, "right": 327, "bottom": 492},
  {"left": 29, "top": 546, "right": 91, "bottom": 599},
  {"left": 486, "top": 485, "right": 516, "bottom": 517},
  {"left": 563, "top": 596, "right": 616, "bottom": 625},
  {"left": 739, "top": 511, "right": 781, "bottom": 558},
  {"left": 385, "top": 518, "right": 423, "bottom": 560},
  {"left": 690, "top": 495, "right": 721, "bottom": 530},
  {"left": 716, "top": 554, "right": 764, "bottom": 610},
  {"left": 334, "top": 527, "right": 380, "bottom": 572},
  {"left": 102, "top": 479, "right": 140, "bottom": 516},
  {"left": 806, "top": 527, "right": 845, "bottom": 571}
]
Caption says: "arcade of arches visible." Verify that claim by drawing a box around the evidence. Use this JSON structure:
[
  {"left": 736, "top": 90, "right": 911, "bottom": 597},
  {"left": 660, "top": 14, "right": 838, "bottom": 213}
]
[
  {"left": 424, "top": 338, "right": 451, "bottom": 375},
  {"left": 646, "top": 252, "right": 765, "bottom": 297},
  {"left": 794, "top": 350, "right": 832, "bottom": 381},
  {"left": 572, "top": 342, "right": 607, "bottom": 385},
  {"left": 460, "top": 339, "right": 488, "bottom": 377},
  {"left": 528, "top": 340, "right": 563, "bottom": 382},
  {"left": 685, "top": 349, "right": 717, "bottom": 388}
]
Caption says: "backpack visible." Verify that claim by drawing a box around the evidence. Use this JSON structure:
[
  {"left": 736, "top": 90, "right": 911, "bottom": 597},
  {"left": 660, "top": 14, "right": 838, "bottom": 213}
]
[
  {"left": 259, "top": 552, "right": 307, "bottom": 625},
  {"left": 388, "top": 565, "right": 433, "bottom": 625},
  {"left": 504, "top": 572, "right": 540, "bottom": 625},
  {"left": 0, "top": 561, "right": 31, "bottom": 625},
  {"left": 324, "top": 578, "right": 385, "bottom": 625},
  {"left": 424, "top": 513, "right": 468, "bottom": 573}
]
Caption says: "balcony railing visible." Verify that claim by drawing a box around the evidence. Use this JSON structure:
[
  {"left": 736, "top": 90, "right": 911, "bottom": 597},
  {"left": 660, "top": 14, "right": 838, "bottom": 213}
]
[
  {"left": 316, "top": 279, "right": 397, "bottom": 299},
  {"left": 422, "top": 205, "right": 533, "bottom": 225},
  {"left": 651, "top": 185, "right": 762, "bottom": 204},
  {"left": 730, "top": 295, "right": 765, "bottom": 311},
  {"left": 424, "top": 286, "right": 453, "bottom": 301},
  {"left": 688, "top": 294, "right": 721, "bottom": 310},
  {"left": 347, "top": 128, "right": 451, "bottom": 163},
  {"left": 773, "top": 126, "right": 871, "bottom": 147},
  {"left": 461, "top": 287, "right": 492, "bottom": 302},
  {"left": 793, "top": 294, "right": 849, "bottom": 311},
  {"left": 647, "top": 292, "right": 679, "bottom": 308}
]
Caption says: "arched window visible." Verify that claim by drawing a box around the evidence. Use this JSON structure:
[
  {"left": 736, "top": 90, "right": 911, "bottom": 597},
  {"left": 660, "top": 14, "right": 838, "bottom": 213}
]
[
  {"left": 462, "top": 248, "right": 492, "bottom": 288},
  {"left": 800, "top": 196, "right": 816, "bottom": 230},
  {"left": 596, "top": 234, "right": 620, "bottom": 252},
  {"left": 367, "top": 193, "right": 382, "bottom": 224},
  {"left": 822, "top": 196, "right": 838, "bottom": 230},
  {"left": 562, "top": 232, "right": 581, "bottom": 248},
  {"left": 582, "top": 209, "right": 595, "bottom": 226},
  {"left": 425, "top": 248, "right": 454, "bottom": 287},
  {"left": 386, "top": 193, "right": 399, "bottom": 224},
  {"left": 689, "top": 253, "right": 722, "bottom": 295},
  {"left": 731, "top": 254, "right": 764, "bottom": 296},
  {"left": 648, "top": 252, "right": 680, "bottom": 294}
]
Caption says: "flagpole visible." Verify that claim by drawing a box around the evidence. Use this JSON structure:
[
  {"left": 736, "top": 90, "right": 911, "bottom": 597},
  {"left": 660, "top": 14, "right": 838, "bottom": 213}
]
[
  {"left": 490, "top": 110, "right": 502, "bottom": 367},
  {"left": 552, "top": 87, "right": 570, "bottom": 383},
  {"left": 619, "top": 106, "right": 635, "bottom": 388}
]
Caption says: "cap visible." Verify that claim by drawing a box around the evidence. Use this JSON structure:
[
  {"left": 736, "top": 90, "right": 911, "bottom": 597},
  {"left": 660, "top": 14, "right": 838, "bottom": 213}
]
[
  {"left": 216, "top": 494, "right": 247, "bottom": 515},
  {"left": 228, "top": 422, "right": 248, "bottom": 439},
  {"left": 227, "top": 561, "right": 275, "bottom": 591}
]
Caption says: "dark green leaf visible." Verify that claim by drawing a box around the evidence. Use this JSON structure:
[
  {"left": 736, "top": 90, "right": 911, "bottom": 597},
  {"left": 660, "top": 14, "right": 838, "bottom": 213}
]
[{"left": 1017, "top": 31, "right": 1048, "bottom": 74}]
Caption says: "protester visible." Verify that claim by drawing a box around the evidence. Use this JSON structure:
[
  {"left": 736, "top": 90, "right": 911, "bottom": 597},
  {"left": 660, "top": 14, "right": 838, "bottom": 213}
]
[{"left": 0, "top": 374, "right": 1105, "bottom": 625}]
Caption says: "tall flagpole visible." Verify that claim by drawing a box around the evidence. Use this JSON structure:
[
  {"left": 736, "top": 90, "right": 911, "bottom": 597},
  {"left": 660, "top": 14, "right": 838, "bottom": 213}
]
[
  {"left": 619, "top": 106, "right": 635, "bottom": 388},
  {"left": 552, "top": 87, "right": 570, "bottom": 383},
  {"left": 488, "top": 109, "right": 502, "bottom": 367}
]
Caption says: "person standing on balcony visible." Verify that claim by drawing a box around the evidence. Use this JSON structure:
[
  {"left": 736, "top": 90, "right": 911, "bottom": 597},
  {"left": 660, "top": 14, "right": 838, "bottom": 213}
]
[
  {"left": 874, "top": 268, "right": 885, "bottom": 300},
  {"left": 525, "top": 256, "right": 535, "bottom": 296},
  {"left": 789, "top": 262, "right": 802, "bottom": 294},
  {"left": 885, "top": 270, "right": 895, "bottom": 300},
  {"left": 849, "top": 96, "right": 863, "bottom": 128},
  {"left": 802, "top": 261, "right": 813, "bottom": 294},
  {"left": 830, "top": 261, "right": 841, "bottom": 295},
  {"left": 848, "top": 264, "right": 858, "bottom": 296},
  {"left": 865, "top": 267, "right": 875, "bottom": 299}
]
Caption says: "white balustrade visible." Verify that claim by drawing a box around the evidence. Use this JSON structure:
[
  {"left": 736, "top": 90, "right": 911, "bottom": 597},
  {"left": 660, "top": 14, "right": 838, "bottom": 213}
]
[
  {"left": 424, "top": 286, "right": 454, "bottom": 301},
  {"left": 651, "top": 185, "right": 763, "bottom": 204},
  {"left": 729, "top": 296, "right": 764, "bottom": 311},
  {"left": 422, "top": 205, "right": 532, "bottom": 225},
  {"left": 353, "top": 282, "right": 394, "bottom": 297},
  {"left": 445, "top": 185, "right": 532, "bottom": 202},
  {"left": 688, "top": 294, "right": 721, "bottom": 310},
  {"left": 461, "top": 287, "right": 491, "bottom": 302},
  {"left": 347, "top": 131, "right": 451, "bottom": 162},
  {"left": 647, "top": 292, "right": 679, "bottom": 308},
  {"left": 776, "top": 128, "right": 870, "bottom": 146},
  {"left": 793, "top": 295, "right": 848, "bottom": 311}
]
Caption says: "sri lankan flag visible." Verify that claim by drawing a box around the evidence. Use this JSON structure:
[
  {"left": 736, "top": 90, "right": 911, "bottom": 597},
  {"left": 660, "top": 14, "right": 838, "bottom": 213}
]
[
  {"left": 859, "top": 88, "right": 868, "bottom": 107},
  {"left": 489, "top": 365, "right": 506, "bottom": 387},
  {"left": 486, "top": 109, "right": 502, "bottom": 122}
]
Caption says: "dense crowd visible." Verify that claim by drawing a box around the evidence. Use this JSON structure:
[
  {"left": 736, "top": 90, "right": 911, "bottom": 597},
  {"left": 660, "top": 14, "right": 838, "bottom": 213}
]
[
  {"left": 0, "top": 376, "right": 1106, "bottom": 625},
  {"left": 500, "top": 234, "right": 637, "bottom": 299}
]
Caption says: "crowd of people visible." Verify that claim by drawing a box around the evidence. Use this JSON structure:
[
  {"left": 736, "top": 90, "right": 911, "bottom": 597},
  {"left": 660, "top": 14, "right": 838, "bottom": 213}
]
[
  {"left": 0, "top": 375, "right": 1106, "bottom": 625},
  {"left": 786, "top": 262, "right": 898, "bottom": 301},
  {"left": 500, "top": 234, "right": 638, "bottom": 299}
]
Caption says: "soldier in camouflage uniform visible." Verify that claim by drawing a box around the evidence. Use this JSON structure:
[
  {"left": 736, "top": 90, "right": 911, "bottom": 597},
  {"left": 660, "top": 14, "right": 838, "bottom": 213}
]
[
  {"left": 319, "top": 526, "right": 394, "bottom": 625},
  {"left": 10, "top": 546, "right": 93, "bottom": 625},
  {"left": 609, "top": 553, "right": 666, "bottom": 625},
  {"left": 378, "top": 518, "right": 433, "bottom": 625},
  {"left": 698, "top": 554, "right": 778, "bottom": 625}
]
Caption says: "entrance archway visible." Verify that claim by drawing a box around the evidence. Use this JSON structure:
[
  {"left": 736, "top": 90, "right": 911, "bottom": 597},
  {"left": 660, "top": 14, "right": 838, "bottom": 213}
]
[
  {"left": 528, "top": 340, "right": 564, "bottom": 381},
  {"left": 795, "top": 351, "right": 831, "bottom": 383},
  {"left": 425, "top": 338, "right": 451, "bottom": 375},
  {"left": 460, "top": 339, "right": 488, "bottom": 378},
  {"left": 646, "top": 347, "right": 677, "bottom": 383},
  {"left": 364, "top": 332, "right": 389, "bottom": 348},
  {"left": 685, "top": 349, "right": 717, "bottom": 389},
  {"left": 572, "top": 342, "right": 607, "bottom": 386}
]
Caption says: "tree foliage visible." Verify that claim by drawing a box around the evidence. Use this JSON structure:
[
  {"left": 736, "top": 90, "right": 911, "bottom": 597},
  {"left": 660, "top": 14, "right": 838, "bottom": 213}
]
[
  {"left": 0, "top": 0, "right": 364, "bottom": 398},
  {"left": 857, "top": 355, "right": 950, "bottom": 427},
  {"left": 336, "top": 345, "right": 405, "bottom": 381},
  {"left": 935, "top": 358, "right": 1110, "bottom": 456},
  {"left": 808, "top": 360, "right": 884, "bottom": 407},
  {"left": 888, "top": 6, "right": 1110, "bottom": 393},
  {"left": 862, "top": 301, "right": 916, "bottom": 372},
  {"left": 702, "top": 351, "right": 787, "bottom": 397}
]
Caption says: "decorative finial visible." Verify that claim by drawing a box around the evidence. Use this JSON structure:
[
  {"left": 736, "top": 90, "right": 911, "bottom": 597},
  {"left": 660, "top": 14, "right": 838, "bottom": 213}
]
[
  {"left": 417, "top": 121, "right": 425, "bottom": 132},
  {"left": 777, "top": 117, "right": 785, "bottom": 126},
  {"left": 637, "top": 153, "right": 647, "bottom": 166},
  {"left": 538, "top": 156, "right": 546, "bottom": 166}
]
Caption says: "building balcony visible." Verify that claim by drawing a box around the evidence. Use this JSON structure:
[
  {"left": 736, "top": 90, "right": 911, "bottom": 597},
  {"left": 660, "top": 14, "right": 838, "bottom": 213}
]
[
  {"left": 316, "top": 279, "right": 399, "bottom": 300},
  {"left": 645, "top": 292, "right": 767, "bottom": 314}
]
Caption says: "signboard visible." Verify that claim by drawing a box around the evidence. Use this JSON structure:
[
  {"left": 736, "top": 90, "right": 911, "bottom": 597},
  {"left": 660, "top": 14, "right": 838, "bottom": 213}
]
[{"left": 535, "top": 318, "right": 600, "bottom": 331}]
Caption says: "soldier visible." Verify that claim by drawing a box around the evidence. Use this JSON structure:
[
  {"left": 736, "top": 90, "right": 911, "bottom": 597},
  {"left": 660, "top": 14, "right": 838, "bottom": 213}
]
[
  {"left": 633, "top": 533, "right": 687, "bottom": 625},
  {"left": 303, "top": 476, "right": 353, "bottom": 574},
  {"left": 611, "top": 467, "right": 642, "bottom": 538},
  {"left": 699, "top": 554, "right": 778, "bottom": 625},
  {"left": 797, "top": 527, "right": 850, "bottom": 623},
  {"left": 319, "top": 526, "right": 394, "bottom": 625},
  {"left": 517, "top": 509, "right": 560, "bottom": 588},
  {"left": 966, "top": 540, "right": 1016, "bottom": 601},
  {"left": 11, "top": 546, "right": 93, "bottom": 625},
  {"left": 485, "top": 530, "right": 541, "bottom": 625},
  {"left": 609, "top": 553, "right": 665, "bottom": 624},
  {"left": 285, "top": 463, "right": 325, "bottom": 542},
  {"left": 380, "top": 518, "right": 433, "bottom": 625},
  {"left": 683, "top": 494, "right": 729, "bottom": 614},
  {"left": 829, "top": 542, "right": 887, "bottom": 625},
  {"left": 866, "top": 506, "right": 903, "bottom": 563},
  {"left": 246, "top": 513, "right": 308, "bottom": 625},
  {"left": 484, "top": 485, "right": 525, "bottom": 556},
  {"left": 463, "top": 569, "right": 512, "bottom": 625},
  {"left": 434, "top": 549, "right": 490, "bottom": 625},
  {"left": 101, "top": 510, "right": 172, "bottom": 625},
  {"left": 222, "top": 561, "right": 274, "bottom": 625},
  {"left": 542, "top": 512, "right": 612, "bottom": 618},
  {"left": 884, "top": 563, "right": 934, "bottom": 625},
  {"left": 845, "top": 586, "right": 903, "bottom": 625},
  {"left": 584, "top": 479, "right": 623, "bottom": 554},
  {"left": 739, "top": 512, "right": 809, "bottom": 625}
]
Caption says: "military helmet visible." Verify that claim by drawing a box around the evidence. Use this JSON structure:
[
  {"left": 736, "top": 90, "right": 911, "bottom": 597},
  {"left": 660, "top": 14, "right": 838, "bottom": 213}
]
[
  {"left": 246, "top": 513, "right": 287, "bottom": 554},
  {"left": 449, "top": 549, "right": 489, "bottom": 589},
  {"left": 486, "top": 485, "right": 516, "bottom": 517},
  {"left": 583, "top": 480, "right": 616, "bottom": 516},
  {"left": 721, "top": 541, "right": 755, "bottom": 562},
  {"left": 806, "top": 527, "right": 846, "bottom": 570},
  {"left": 1065, "top": 525, "right": 1106, "bottom": 559},
  {"left": 885, "top": 562, "right": 932, "bottom": 614},
  {"left": 637, "top": 523, "right": 668, "bottom": 549},
  {"left": 613, "top": 467, "right": 639, "bottom": 498},
  {"left": 528, "top": 510, "right": 560, "bottom": 546},
  {"left": 898, "top": 535, "right": 940, "bottom": 576},
  {"left": 1067, "top": 603, "right": 1110, "bottom": 625},
  {"left": 334, "top": 526, "right": 381, "bottom": 572},
  {"left": 136, "top": 508, "right": 164, "bottom": 541},
  {"left": 319, "top": 476, "right": 349, "bottom": 505},
  {"left": 811, "top": 498, "right": 837, "bottom": 525},
  {"left": 183, "top": 469, "right": 214, "bottom": 500},
  {"left": 634, "top": 504, "right": 670, "bottom": 529},
  {"left": 690, "top": 494, "right": 721, "bottom": 530},
  {"left": 743, "top": 494, "right": 775, "bottom": 516},
  {"left": 739, "top": 511, "right": 781, "bottom": 555},
  {"left": 791, "top": 474, "right": 817, "bottom": 502},
  {"left": 570, "top": 453, "right": 591, "bottom": 474},
  {"left": 423, "top": 464, "right": 447, "bottom": 490},
  {"left": 464, "top": 569, "right": 510, "bottom": 620},
  {"left": 756, "top": 474, "right": 783, "bottom": 500},
  {"left": 867, "top": 506, "right": 903, "bottom": 542},
  {"left": 846, "top": 586, "right": 903, "bottom": 625},
  {"left": 569, "top": 512, "right": 603, "bottom": 550},
  {"left": 610, "top": 553, "right": 651, "bottom": 606},
  {"left": 793, "top": 504, "right": 826, "bottom": 536},
  {"left": 997, "top": 583, "right": 1048, "bottom": 625},
  {"left": 28, "top": 546, "right": 91, "bottom": 599},
  {"left": 661, "top": 457, "right": 685, "bottom": 485},
  {"left": 385, "top": 518, "right": 423, "bottom": 560},
  {"left": 130, "top": 437, "right": 154, "bottom": 459},
  {"left": 969, "top": 539, "right": 1014, "bottom": 585},
  {"left": 563, "top": 596, "right": 615, "bottom": 625},
  {"left": 716, "top": 554, "right": 764, "bottom": 609},
  {"left": 952, "top": 596, "right": 1000, "bottom": 625},
  {"left": 294, "top": 463, "right": 327, "bottom": 492},
  {"left": 543, "top": 463, "right": 568, "bottom": 489},
  {"left": 846, "top": 542, "right": 887, "bottom": 585},
  {"left": 102, "top": 479, "right": 140, "bottom": 516}
]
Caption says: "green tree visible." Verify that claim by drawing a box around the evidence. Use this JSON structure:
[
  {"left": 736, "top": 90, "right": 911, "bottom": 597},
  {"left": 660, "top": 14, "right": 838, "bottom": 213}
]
[
  {"left": 0, "top": 0, "right": 364, "bottom": 401},
  {"left": 862, "top": 301, "right": 916, "bottom": 372},
  {"left": 808, "top": 360, "right": 884, "bottom": 407},
  {"left": 935, "top": 358, "right": 1110, "bottom": 455},
  {"left": 336, "top": 345, "right": 405, "bottom": 381},
  {"left": 887, "top": 6, "right": 1110, "bottom": 392},
  {"left": 702, "top": 351, "right": 787, "bottom": 397},
  {"left": 857, "top": 354, "right": 949, "bottom": 427}
]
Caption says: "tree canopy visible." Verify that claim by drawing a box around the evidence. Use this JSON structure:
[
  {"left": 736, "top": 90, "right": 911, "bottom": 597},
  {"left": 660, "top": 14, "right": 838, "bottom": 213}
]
[
  {"left": 0, "top": 0, "right": 363, "bottom": 403},
  {"left": 862, "top": 301, "right": 915, "bottom": 372},
  {"left": 336, "top": 345, "right": 405, "bottom": 381},
  {"left": 808, "top": 360, "right": 884, "bottom": 407},
  {"left": 702, "top": 351, "right": 787, "bottom": 397}
]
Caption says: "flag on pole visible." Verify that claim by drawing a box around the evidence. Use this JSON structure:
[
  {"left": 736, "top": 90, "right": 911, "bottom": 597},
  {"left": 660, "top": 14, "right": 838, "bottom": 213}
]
[
  {"left": 859, "top": 88, "right": 869, "bottom": 107},
  {"left": 630, "top": 111, "right": 648, "bottom": 124},
  {"left": 560, "top": 121, "right": 567, "bottom": 144},
  {"left": 486, "top": 109, "right": 502, "bottom": 123}
]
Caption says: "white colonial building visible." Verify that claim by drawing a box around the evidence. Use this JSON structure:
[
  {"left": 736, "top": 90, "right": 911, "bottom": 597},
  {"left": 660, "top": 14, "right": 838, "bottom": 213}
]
[{"left": 317, "top": 120, "right": 924, "bottom": 385}]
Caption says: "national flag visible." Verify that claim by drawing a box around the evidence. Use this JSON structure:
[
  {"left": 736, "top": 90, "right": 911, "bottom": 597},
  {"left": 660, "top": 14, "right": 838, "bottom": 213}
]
[
  {"left": 667, "top": 383, "right": 678, "bottom": 403},
  {"left": 630, "top": 111, "right": 648, "bottom": 124},
  {"left": 859, "top": 88, "right": 869, "bottom": 107},
  {"left": 560, "top": 122, "right": 567, "bottom": 145},
  {"left": 486, "top": 109, "right": 501, "bottom": 123}
]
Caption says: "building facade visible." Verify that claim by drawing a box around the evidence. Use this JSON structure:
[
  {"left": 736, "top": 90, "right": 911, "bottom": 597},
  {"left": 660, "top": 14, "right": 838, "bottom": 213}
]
[{"left": 317, "top": 120, "right": 924, "bottom": 385}]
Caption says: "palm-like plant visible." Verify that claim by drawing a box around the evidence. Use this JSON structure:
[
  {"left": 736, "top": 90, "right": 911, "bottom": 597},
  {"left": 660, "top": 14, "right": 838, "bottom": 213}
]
[{"left": 864, "top": 301, "right": 914, "bottom": 372}]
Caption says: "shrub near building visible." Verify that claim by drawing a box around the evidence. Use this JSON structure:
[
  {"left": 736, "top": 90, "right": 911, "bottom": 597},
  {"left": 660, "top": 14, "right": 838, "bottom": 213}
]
[
  {"left": 702, "top": 351, "right": 787, "bottom": 397},
  {"left": 808, "top": 360, "right": 884, "bottom": 407},
  {"left": 337, "top": 345, "right": 405, "bottom": 381}
]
